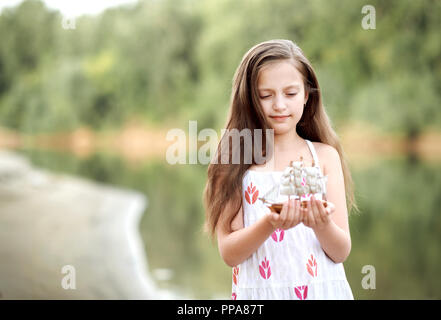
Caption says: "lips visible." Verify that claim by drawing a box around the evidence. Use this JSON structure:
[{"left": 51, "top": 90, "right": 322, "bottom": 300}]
[{"left": 270, "top": 115, "right": 291, "bottom": 122}]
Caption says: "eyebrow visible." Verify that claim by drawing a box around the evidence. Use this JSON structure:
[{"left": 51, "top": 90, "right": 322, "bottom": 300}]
[{"left": 258, "top": 84, "right": 301, "bottom": 91}]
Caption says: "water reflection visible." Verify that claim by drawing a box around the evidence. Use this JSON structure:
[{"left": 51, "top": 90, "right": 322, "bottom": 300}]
[{"left": 13, "top": 148, "right": 441, "bottom": 299}]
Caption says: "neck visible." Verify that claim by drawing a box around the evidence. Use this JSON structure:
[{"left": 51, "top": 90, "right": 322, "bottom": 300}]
[{"left": 274, "top": 129, "right": 305, "bottom": 152}]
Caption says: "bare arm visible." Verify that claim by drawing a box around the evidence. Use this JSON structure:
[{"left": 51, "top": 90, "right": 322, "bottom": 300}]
[
  {"left": 312, "top": 145, "right": 351, "bottom": 263},
  {"left": 217, "top": 196, "right": 303, "bottom": 267},
  {"left": 216, "top": 204, "right": 276, "bottom": 267}
]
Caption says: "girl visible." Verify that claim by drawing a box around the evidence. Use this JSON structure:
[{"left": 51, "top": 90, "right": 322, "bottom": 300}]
[{"left": 204, "top": 39, "right": 357, "bottom": 300}]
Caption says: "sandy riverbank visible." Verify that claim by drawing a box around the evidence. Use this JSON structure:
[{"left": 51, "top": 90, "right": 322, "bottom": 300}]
[{"left": 0, "top": 149, "right": 180, "bottom": 299}]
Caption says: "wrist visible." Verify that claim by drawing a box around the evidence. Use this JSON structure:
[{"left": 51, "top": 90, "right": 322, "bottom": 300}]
[
  {"left": 312, "top": 218, "right": 334, "bottom": 233},
  {"left": 262, "top": 212, "right": 277, "bottom": 232}
]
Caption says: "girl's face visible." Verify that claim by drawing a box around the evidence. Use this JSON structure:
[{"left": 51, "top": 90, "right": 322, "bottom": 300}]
[{"left": 257, "top": 60, "right": 308, "bottom": 135}]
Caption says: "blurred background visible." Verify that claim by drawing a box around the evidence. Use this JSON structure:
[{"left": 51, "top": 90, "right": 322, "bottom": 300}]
[{"left": 0, "top": 0, "right": 440, "bottom": 299}]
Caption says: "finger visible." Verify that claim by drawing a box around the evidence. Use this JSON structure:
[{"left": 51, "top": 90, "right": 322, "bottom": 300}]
[
  {"left": 311, "top": 196, "right": 318, "bottom": 215},
  {"left": 310, "top": 196, "right": 319, "bottom": 226},
  {"left": 293, "top": 199, "right": 301, "bottom": 224},
  {"left": 311, "top": 197, "right": 323, "bottom": 222},
  {"left": 326, "top": 201, "right": 335, "bottom": 216},
  {"left": 282, "top": 199, "right": 294, "bottom": 229},
  {"left": 301, "top": 206, "right": 307, "bottom": 225},
  {"left": 300, "top": 201, "right": 309, "bottom": 222},
  {"left": 279, "top": 201, "right": 289, "bottom": 228},
  {"left": 306, "top": 198, "right": 316, "bottom": 228},
  {"left": 316, "top": 199, "right": 328, "bottom": 224},
  {"left": 286, "top": 198, "right": 296, "bottom": 228}
]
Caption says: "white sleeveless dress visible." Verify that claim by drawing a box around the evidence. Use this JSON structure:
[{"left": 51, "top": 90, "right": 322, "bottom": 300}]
[{"left": 231, "top": 140, "right": 353, "bottom": 300}]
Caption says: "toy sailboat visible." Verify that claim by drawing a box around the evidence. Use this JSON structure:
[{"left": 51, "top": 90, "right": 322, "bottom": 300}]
[{"left": 259, "top": 157, "right": 328, "bottom": 213}]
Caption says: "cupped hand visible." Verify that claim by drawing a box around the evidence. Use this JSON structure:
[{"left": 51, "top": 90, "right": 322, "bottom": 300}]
[
  {"left": 301, "top": 195, "right": 335, "bottom": 230},
  {"left": 267, "top": 198, "right": 302, "bottom": 230}
]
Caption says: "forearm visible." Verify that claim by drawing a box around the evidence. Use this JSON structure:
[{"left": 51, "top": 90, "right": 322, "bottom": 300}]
[
  {"left": 312, "top": 220, "right": 351, "bottom": 263},
  {"left": 219, "top": 215, "right": 275, "bottom": 267}
]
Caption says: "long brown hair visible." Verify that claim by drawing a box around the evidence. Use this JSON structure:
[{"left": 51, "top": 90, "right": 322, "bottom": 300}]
[{"left": 203, "top": 39, "right": 358, "bottom": 239}]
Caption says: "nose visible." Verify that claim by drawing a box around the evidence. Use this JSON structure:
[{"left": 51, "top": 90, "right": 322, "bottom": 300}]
[{"left": 272, "top": 94, "right": 287, "bottom": 112}]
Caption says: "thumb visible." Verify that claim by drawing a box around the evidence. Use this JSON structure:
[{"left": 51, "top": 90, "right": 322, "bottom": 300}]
[
  {"left": 326, "top": 201, "right": 335, "bottom": 214},
  {"left": 271, "top": 212, "right": 280, "bottom": 221}
]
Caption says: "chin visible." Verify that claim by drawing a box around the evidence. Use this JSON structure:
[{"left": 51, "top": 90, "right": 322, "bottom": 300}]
[{"left": 272, "top": 124, "right": 295, "bottom": 135}]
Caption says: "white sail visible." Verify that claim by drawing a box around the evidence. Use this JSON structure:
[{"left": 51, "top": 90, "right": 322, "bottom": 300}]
[
  {"left": 260, "top": 184, "right": 279, "bottom": 204},
  {"left": 260, "top": 158, "right": 328, "bottom": 205}
]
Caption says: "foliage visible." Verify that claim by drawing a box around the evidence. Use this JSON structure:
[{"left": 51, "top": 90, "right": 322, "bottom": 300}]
[{"left": 0, "top": 0, "right": 439, "bottom": 135}]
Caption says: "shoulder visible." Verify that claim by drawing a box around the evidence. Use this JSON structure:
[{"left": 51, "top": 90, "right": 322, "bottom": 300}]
[{"left": 311, "top": 142, "right": 341, "bottom": 175}]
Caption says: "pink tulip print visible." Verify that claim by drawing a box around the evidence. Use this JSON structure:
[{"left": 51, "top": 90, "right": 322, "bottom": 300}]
[
  {"left": 259, "top": 257, "right": 271, "bottom": 279},
  {"left": 294, "top": 285, "right": 308, "bottom": 300},
  {"left": 245, "top": 182, "right": 259, "bottom": 205},
  {"left": 271, "top": 228, "right": 285, "bottom": 242},
  {"left": 301, "top": 193, "right": 313, "bottom": 201},
  {"left": 232, "top": 267, "right": 239, "bottom": 285},
  {"left": 306, "top": 254, "right": 318, "bottom": 277}
]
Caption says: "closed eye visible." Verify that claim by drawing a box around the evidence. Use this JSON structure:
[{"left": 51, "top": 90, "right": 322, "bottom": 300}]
[{"left": 260, "top": 93, "right": 297, "bottom": 99}]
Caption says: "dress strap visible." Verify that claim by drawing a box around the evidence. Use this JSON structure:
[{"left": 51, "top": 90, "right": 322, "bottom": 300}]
[{"left": 305, "top": 139, "right": 320, "bottom": 169}]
